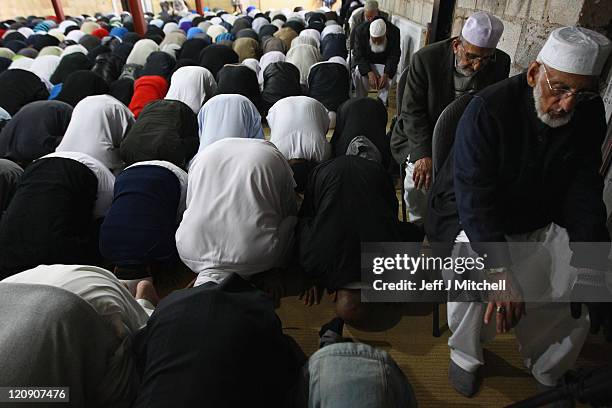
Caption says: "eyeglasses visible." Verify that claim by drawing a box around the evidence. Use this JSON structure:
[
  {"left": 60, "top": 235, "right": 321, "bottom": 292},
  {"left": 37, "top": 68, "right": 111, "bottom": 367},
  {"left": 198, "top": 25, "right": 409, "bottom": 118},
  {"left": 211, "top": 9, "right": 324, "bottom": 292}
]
[
  {"left": 541, "top": 64, "right": 599, "bottom": 103},
  {"left": 458, "top": 42, "right": 496, "bottom": 64}
]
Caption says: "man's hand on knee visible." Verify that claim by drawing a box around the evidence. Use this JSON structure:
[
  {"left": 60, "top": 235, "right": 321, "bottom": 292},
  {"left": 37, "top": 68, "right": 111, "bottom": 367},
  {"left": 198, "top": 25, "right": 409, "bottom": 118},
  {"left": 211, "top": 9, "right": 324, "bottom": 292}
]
[
  {"left": 412, "top": 157, "right": 432, "bottom": 190},
  {"left": 367, "top": 71, "right": 379, "bottom": 90}
]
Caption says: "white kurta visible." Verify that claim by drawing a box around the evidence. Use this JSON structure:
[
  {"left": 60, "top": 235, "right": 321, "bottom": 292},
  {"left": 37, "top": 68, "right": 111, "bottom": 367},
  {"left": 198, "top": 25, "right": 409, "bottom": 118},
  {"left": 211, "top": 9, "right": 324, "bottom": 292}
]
[
  {"left": 267, "top": 95, "right": 331, "bottom": 162},
  {"left": 447, "top": 224, "right": 590, "bottom": 386},
  {"left": 176, "top": 138, "right": 297, "bottom": 286},
  {"left": 55, "top": 94, "right": 135, "bottom": 175},
  {"left": 3, "top": 264, "right": 150, "bottom": 338},
  {"left": 165, "top": 66, "right": 217, "bottom": 114}
]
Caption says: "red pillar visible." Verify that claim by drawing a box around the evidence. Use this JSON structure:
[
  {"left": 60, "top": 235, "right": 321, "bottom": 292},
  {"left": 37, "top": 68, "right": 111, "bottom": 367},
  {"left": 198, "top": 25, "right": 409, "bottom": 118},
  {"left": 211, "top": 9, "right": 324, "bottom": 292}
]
[
  {"left": 127, "top": 0, "right": 147, "bottom": 36},
  {"left": 51, "top": 0, "right": 65, "bottom": 21},
  {"left": 195, "top": 0, "right": 204, "bottom": 14}
]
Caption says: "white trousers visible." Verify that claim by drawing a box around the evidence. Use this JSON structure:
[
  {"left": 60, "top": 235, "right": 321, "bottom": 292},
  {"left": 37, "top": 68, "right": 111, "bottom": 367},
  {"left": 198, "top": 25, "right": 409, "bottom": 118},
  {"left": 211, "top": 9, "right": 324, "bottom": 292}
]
[
  {"left": 447, "top": 224, "right": 590, "bottom": 386},
  {"left": 353, "top": 64, "right": 392, "bottom": 105},
  {"left": 403, "top": 158, "right": 428, "bottom": 222}
]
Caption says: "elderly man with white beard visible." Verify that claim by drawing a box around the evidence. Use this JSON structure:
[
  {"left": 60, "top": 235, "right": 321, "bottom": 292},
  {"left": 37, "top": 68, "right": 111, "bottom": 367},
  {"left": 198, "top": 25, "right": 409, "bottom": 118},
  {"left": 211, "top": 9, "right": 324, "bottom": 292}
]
[
  {"left": 435, "top": 27, "right": 612, "bottom": 402},
  {"left": 352, "top": 17, "right": 400, "bottom": 105}
]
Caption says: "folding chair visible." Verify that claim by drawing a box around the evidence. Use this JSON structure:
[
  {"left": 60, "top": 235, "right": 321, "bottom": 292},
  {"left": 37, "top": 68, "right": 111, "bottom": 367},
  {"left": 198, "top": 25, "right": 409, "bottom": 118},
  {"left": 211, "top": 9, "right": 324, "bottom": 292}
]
[{"left": 429, "top": 93, "right": 474, "bottom": 337}]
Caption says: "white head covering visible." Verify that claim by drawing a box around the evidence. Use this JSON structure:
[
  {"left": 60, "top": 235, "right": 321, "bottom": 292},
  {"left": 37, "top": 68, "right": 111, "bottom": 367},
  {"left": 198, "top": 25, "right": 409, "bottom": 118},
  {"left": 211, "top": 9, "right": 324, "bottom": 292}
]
[
  {"left": 369, "top": 18, "right": 386, "bottom": 38},
  {"left": 300, "top": 28, "right": 321, "bottom": 45},
  {"left": 197, "top": 94, "right": 264, "bottom": 150},
  {"left": 42, "top": 151, "right": 116, "bottom": 218},
  {"left": 328, "top": 56, "right": 349, "bottom": 70},
  {"left": 9, "top": 57, "right": 34, "bottom": 71},
  {"left": 461, "top": 11, "right": 503, "bottom": 49},
  {"left": 291, "top": 35, "right": 319, "bottom": 49},
  {"left": 47, "top": 28, "right": 65, "bottom": 42},
  {"left": 210, "top": 16, "right": 222, "bottom": 25},
  {"left": 286, "top": 44, "right": 321, "bottom": 85},
  {"left": 56, "top": 95, "right": 135, "bottom": 175},
  {"left": 66, "top": 29, "right": 86, "bottom": 43},
  {"left": 258, "top": 50, "right": 285, "bottom": 84},
  {"left": 29, "top": 55, "right": 60, "bottom": 89},
  {"left": 150, "top": 18, "right": 164, "bottom": 28},
  {"left": 165, "top": 66, "right": 217, "bottom": 114},
  {"left": 222, "top": 14, "right": 237, "bottom": 25},
  {"left": 126, "top": 39, "right": 159, "bottom": 66},
  {"left": 252, "top": 17, "right": 269, "bottom": 34},
  {"left": 198, "top": 21, "right": 212, "bottom": 33},
  {"left": 0, "top": 48, "right": 15, "bottom": 59},
  {"left": 163, "top": 22, "right": 179, "bottom": 35},
  {"left": 321, "top": 24, "right": 344, "bottom": 40},
  {"left": 3, "top": 265, "right": 148, "bottom": 338},
  {"left": 242, "top": 58, "right": 260, "bottom": 76},
  {"left": 268, "top": 96, "right": 331, "bottom": 162},
  {"left": 61, "top": 44, "right": 89, "bottom": 57},
  {"left": 176, "top": 138, "right": 297, "bottom": 285},
  {"left": 537, "top": 26, "right": 612, "bottom": 76},
  {"left": 272, "top": 19, "right": 284, "bottom": 29},
  {"left": 17, "top": 27, "right": 34, "bottom": 38},
  {"left": 207, "top": 25, "right": 228, "bottom": 42},
  {"left": 58, "top": 20, "right": 78, "bottom": 32}
]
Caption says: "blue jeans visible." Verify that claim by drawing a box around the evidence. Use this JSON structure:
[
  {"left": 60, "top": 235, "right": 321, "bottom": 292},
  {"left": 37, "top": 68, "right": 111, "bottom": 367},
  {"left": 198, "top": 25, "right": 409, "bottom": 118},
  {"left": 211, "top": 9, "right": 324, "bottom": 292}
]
[{"left": 297, "top": 342, "right": 418, "bottom": 407}]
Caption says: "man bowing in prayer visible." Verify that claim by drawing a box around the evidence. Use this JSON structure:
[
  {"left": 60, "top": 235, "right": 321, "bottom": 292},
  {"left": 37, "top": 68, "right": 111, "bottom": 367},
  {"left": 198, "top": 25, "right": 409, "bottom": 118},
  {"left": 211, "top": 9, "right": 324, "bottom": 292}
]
[
  {"left": 352, "top": 17, "right": 400, "bottom": 105},
  {"left": 443, "top": 27, "right": 612, "bottom": 401},
  {"left": 391, "top": 12, "right": 510, "bottom": 223}
]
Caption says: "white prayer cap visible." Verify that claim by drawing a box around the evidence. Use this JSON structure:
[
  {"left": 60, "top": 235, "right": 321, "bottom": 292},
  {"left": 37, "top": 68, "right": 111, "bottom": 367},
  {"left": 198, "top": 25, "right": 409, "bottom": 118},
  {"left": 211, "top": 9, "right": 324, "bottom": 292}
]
[
  {"left": 211, "top": 17, "right": 223, "bottom": 25},
  {"left": 537, "top": 26, "right": 612, "bottom": 76},
  {"left": 369, "top": 18, "right": 386, "bottom": 38},
  {"left": 461, "top": 11, "right": 503, "bottom": 49}
]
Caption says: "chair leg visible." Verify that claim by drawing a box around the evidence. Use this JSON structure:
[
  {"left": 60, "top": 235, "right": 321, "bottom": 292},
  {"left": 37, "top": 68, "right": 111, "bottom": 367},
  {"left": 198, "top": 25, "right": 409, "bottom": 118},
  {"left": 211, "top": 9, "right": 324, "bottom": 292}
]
[
  {"left": 399, "top": 164, "right": 407, "bottom": 222},
  {"left": 432, "top": 303, "right": 441, "bottom": 337}
]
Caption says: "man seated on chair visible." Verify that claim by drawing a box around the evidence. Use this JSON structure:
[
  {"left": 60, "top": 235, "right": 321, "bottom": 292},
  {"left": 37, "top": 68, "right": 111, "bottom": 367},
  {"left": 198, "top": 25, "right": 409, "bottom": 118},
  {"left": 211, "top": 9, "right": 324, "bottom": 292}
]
[
  {"left": 352, "top": 17, "right": 400, "bottom": 106},
  {"left": 390, "top": 12, "right": 510, "bottom": 223},
  {"left": 439, "top": 27, "right": 612, "bottom": 401}
]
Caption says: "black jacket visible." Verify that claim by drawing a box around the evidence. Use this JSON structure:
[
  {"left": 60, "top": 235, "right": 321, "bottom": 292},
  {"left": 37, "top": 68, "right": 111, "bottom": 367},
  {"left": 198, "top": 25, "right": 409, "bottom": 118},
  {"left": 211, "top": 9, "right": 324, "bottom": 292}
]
[
  {"left": 353, "top": 18, "right": 401, "bottom": 79},
  {"left": 426, "top": 73, "right": 609, "bottom": 267},
  {"left": 133, "top": 274, "right": 303, "bottom": 408},
  {"left": 390, "top": 37, "right": 510, "bottom": 164}
]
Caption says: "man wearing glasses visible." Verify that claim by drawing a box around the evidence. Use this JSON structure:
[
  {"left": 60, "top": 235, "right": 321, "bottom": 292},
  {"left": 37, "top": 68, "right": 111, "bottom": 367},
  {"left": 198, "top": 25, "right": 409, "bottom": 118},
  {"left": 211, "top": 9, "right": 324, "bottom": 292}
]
[
  {"left": 391, "top": 11, "right": 510, "bottom": 223},
  {"left": 445, "top": 27, "right": 611, "bottom": 400}
]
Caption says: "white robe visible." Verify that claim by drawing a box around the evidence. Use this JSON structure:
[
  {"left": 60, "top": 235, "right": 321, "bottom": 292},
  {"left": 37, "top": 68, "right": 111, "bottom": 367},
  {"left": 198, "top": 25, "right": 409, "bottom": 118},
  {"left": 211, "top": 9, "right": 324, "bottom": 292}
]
[
  {"left": 3, "top": 264, "right": 149, "bottom": 338},
  {"left": 55, "top": 94, "right": 135, "bottom": 175},
  {"left": 267, "top": 96, "right": 331, "bottom": 162},
  {"left": 176, "top": 138, "right": 297, "bottom": 285},
  {"left": 258, "top": 50, "right": 286, "bottom": 85},
  {"left": 286, "top": 44, "right": 321, "bottom": 85},
  {"left": 165, "top": 66, "right": 217, "bottom": 114}
]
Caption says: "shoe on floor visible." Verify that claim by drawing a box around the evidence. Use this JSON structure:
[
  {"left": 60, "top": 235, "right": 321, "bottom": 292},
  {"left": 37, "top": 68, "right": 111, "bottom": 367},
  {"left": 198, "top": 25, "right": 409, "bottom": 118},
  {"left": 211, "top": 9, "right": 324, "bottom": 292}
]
[
  {"left": 536, "top": 381, "right": 575, "bottom": 408},
  {"left": 448, "top": 360, "right": 479, "bottom": 398}
]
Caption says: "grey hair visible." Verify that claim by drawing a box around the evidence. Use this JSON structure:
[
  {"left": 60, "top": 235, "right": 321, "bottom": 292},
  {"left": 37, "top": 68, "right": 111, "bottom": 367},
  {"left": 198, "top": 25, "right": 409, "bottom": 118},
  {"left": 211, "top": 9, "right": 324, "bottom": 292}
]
[{"left": 364, "top": 0, "right": 379, "bottom": 11}]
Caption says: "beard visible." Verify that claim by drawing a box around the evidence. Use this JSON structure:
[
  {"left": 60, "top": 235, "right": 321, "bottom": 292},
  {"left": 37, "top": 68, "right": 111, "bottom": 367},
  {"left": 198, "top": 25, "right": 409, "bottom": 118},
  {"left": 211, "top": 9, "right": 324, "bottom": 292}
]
[
  {"left": 369, "top": 37, "right": 387, "bottom": 54},
  {"left": 533, "top": 80, "right": 574, "bottom": 128}
]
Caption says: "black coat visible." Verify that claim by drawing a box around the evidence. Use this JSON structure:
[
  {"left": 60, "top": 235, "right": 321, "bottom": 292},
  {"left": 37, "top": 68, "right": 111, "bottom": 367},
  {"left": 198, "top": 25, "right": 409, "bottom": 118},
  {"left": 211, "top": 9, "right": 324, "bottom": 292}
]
[
  {"left": 427, "top": 73, "right": 610, "bottom": 268},
  {"left": 298, "top": 156, "right": 422, "bottom": 290},
  {"left": 261, "top": 62, "right": 302, "bottom": 115},
  {"left": 133, "top": 274, "right": 303, "bottom": 408},
  {"left": 120, "top": 100, "right": 198, "bottom": 170},
  {"left": 0, "top": 157, "right": 99, "bottom": 278},
  {"left": 307, "top": 62, "right": 349, "bottom": 112},
  {"left": 390, "top": 37, "right": 510, "bottom": 164},
  {"left": 352, "top": 18, "right": 401, "bottom": 79},
  {"left": 0, "top": 69, "right": 49, "bottom": 116}
]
